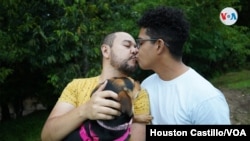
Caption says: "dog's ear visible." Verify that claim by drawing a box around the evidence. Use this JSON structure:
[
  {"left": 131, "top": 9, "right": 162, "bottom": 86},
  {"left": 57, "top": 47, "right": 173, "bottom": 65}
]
[
  {"left": 129, "top": 80, "right": 141, "bottom": 100},
  {"left": 119, "top": 90, "right": 133, "bottom": 117}
]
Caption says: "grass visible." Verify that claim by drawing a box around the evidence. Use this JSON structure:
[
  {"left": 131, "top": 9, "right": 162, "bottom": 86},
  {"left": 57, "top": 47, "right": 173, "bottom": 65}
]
[
  {"left": 0, "top": 110, "right": 49, "bottom": 141},
  {"left": 210, "top": 69, "right": 250, "bottom": 94},
  {"left": 0, "top": 69, "right": 249, "bottom": 140}
]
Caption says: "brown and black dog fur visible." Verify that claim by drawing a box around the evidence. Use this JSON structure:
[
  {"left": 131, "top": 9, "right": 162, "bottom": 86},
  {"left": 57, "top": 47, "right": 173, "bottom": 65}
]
[{"left": 63, "top": 77, "right": 151, "bottom": 141}]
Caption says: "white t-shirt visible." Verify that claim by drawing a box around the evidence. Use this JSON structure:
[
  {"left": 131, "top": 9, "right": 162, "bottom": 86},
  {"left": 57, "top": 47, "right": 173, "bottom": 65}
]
[{"left": 141, "top": 68, "right": 230, "bottom": 124}]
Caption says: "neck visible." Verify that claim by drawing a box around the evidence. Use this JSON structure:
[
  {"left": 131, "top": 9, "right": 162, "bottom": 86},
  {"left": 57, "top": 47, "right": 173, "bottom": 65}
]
[
  {"left": 154, "top": 61, "right": 189, "bottom": 81},
  {"left": 99, "top": 67, "right": 128, "bottom": 83}
]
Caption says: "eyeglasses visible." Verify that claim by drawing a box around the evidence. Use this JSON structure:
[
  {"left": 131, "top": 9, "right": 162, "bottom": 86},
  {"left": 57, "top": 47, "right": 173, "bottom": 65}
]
[
  {"left": 136, "top": 38, "right": 170, "bottom": 49},
  {"left": 136, "top": 39, "right": 158, "bottom": 49}
]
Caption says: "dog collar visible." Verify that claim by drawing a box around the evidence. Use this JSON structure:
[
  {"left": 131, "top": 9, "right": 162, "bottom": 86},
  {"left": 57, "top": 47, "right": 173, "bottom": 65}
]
[
  {"left": 80, "top": 124, "right": 99, "bottom": 141},
  {"left": 96, "top": 118, "right": 132, "bottom": 131},
  {"left": 80, "top": 121, "right": 131, "bottom": 141},
  {"left": 114, "top": 127, "right": 131, "bottom": 141}
]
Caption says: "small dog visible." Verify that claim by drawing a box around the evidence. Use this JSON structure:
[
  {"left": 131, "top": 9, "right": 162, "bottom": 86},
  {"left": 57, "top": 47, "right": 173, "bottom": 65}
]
[{"left": 63, "top": 77, "right": 151, "bottom": 141}]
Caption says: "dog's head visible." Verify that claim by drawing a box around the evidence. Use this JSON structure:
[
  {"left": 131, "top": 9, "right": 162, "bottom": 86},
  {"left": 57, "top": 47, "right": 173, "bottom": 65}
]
[{"left": 91, "top": 77, "right": 140, "bottom": 129}]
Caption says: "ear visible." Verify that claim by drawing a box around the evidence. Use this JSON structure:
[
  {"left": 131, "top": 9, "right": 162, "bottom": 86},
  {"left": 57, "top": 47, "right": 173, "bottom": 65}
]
[
  {"left": 119, "top": 91, "right": 133, "bottom": 117},
  {"left": 131, "top": 81, "right": 141, "bottom": 99},
  {"left": 101, "top": 44, "right": 110, "bottom": 58},
  {"left": 155, "top": 39, "right": 166, "bottom": 55}
]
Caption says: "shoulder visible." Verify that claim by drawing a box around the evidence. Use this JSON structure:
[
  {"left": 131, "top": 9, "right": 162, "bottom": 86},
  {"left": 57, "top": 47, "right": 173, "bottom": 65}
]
[
  {"left": 72, "top": 76, "right": 99, "bottom": 82},
  {"left": 141, "top": 73, "right": 158, "bottom": 86},
  {"left": 68, "top": 76, "right": 99, "bottom": 86},
  {"left": 134, "top": 88, "right": 150, "bottom": 114}
]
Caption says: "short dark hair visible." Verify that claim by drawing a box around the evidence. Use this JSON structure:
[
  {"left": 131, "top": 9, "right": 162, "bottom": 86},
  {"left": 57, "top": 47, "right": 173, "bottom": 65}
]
[
  {"left": 102, "top": 32, "right": 116, "bottom": 47},
  {"left": 137, "top": 6, "right": 190, "bottom": 60}
]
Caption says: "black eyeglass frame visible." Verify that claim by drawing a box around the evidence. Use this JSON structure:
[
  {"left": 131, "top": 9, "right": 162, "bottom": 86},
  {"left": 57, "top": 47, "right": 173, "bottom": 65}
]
[
  {"left": 136, "top": 38, "right": 170, "bottom": 49},
  {"left": 136, "top": 39, "right": 158, "bottom": 49}
]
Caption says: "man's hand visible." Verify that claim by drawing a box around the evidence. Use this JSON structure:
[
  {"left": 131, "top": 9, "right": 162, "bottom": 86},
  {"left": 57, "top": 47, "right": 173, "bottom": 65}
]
[{"left": 85, "top": 80, "right": 121, "bottom": 120}]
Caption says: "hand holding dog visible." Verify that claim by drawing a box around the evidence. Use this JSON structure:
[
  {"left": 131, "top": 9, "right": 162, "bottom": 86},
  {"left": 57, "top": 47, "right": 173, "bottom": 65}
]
[{"left": 85, "top": 80, "right": 122, "bottom": 120}]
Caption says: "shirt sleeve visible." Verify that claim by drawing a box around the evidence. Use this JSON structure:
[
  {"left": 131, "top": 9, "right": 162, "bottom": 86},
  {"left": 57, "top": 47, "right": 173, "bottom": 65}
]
[
  {"left": 192, "top": 94, "right": 231, "bottom": 124},
  {"left": 133, "top": 88, "right": 150, "bottom": 115},
  {"left": 58, "top": 79, "right": 79, "bottom": 107}
]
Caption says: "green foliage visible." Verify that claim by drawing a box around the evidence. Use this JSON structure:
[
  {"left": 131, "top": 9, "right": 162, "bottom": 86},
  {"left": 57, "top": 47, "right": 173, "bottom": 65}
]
[
  {"left": 0, "top": 0, "right": 249, "bottom": 107},
  {"left": 0, "top": 0, "right": 140, "bottom": 107},
  {"left": 181, "top": 0, "right": 250, "bottom": 77},
  {"left": 211, "top": 70, "right": 250, "bottom": 94},
  {"left": 0, "top": 67, "right": 13, "bottom": 83},
  {"left": 0, "top": 111, "right": 49, "bottom": 141}
]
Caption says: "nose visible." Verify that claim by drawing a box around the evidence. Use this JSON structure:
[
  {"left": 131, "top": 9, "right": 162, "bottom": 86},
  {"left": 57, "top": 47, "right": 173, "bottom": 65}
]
[{"left": 131, "top": 45, "right": 139, "bottom": 55}]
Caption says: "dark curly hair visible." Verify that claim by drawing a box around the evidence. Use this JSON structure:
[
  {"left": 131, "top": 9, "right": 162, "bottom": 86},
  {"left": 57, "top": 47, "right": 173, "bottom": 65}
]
[{"left": 137, "top": 6, "right": 190, "bottom": 60}]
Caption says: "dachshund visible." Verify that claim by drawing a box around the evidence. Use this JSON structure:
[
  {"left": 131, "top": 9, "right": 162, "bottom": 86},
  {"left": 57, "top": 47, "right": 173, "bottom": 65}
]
[{"left": 63, "top": 77, "right": 152, "bottom": 141}]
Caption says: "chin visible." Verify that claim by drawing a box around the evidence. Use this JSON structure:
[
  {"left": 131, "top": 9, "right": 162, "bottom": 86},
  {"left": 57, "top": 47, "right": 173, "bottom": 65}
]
[
  {"left": 128, "top": 62, "right": 137, "bottom": 68},
  {"left": 138, "top": 64, "right": 147, "bottom": 70}
]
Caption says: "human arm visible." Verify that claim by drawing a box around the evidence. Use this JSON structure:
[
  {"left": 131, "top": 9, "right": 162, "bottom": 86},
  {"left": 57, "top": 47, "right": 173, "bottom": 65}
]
[
  {"left": 41, "top": 80, "right": 121, "bottom": 141},
  {"left": 41, "top": 102, "right": 86, "bottom": 141},
  {"left": 194, "top": 92, "right": 231, "bottom": 124},
  {"left": 129, "top": 88, "right": 151, "bottom": 141},
  {"left": 129, "top": 122, "right": 146, "bottom": 141},
  {"left": 133, "top": 114, "right": 152, "bottom": 124}
]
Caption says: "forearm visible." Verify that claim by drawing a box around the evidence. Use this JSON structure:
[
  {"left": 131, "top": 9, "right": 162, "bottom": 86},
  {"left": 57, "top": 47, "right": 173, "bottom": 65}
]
[
  {"left": 41, "top": 104, "right": 88, "bottom": 141},
  {"left": 129, "top": 122, "right": 146, "bottom": 141}
]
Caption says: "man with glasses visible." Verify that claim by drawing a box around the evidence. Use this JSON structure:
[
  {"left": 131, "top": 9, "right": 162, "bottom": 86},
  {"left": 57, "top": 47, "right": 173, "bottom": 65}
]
[{"left": 136, "top": 6, "right": 231, "bottom": 124}]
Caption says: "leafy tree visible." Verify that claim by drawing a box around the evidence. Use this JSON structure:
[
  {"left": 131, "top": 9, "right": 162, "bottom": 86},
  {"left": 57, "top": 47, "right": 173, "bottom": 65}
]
[
  {"left": 0, "top": 0, "right": 138, "bottom": 120},
  {"left": 0, "top": 0, "right": 249, "bottom": 120},
  {"left": 179, "top": 0, "right": 250, "bottom": 77}
]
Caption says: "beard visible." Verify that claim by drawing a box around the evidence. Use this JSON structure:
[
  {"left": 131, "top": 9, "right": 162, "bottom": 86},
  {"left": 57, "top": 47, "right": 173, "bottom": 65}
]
[
  {"left": 110, "top": 52, "right": 138, "bottom": 76},
  {"left": 118, "top": 58, "right": 138, "bottom": 75}
]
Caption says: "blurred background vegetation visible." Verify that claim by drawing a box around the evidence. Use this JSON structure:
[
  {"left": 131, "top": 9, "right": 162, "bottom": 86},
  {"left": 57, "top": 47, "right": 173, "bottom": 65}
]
[{"left": 0, "top": 0, "right": 249, "bottom": 140}]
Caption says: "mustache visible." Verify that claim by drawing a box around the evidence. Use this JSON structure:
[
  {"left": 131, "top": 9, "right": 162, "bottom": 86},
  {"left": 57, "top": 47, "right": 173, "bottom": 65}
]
[{"left": 129, "top": 55, "right": 137, "bottom": 60}]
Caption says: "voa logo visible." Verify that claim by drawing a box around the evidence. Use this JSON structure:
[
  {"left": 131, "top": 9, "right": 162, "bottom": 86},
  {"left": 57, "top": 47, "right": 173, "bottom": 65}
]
[{"left": 220, "top": 7, "right": 238, "bottom": 26}]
